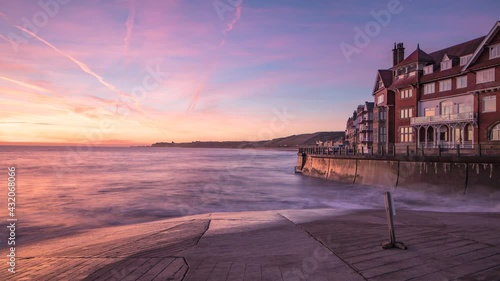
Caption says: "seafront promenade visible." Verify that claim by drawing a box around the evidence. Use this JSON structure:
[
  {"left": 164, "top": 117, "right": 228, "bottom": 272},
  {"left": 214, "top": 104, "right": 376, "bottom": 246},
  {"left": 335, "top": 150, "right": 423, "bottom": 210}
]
[{"left": 4, "top": 208, "right": 500, "bottom": 280}]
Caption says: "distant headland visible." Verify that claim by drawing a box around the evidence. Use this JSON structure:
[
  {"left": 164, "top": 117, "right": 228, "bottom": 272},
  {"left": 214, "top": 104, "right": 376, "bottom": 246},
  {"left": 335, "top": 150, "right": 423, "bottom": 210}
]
[{"left": 151, "top": 131, "right": 345, "bottom": 149}]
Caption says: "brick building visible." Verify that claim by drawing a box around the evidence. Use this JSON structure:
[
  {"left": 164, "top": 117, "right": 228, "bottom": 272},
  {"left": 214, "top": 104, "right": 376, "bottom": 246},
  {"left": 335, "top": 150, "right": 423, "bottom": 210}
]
[
  {"left": 344, "top": 102, "right": 374, "bottom": 152},
  {"left": 355, "top": 21, "right": 500, "bottom": 152}
]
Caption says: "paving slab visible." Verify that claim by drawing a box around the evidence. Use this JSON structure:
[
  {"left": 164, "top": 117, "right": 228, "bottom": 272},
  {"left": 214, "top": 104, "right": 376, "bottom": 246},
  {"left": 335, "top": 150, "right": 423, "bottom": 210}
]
[{"left": 2, "top": 208, "right": 500, "bottom": 280}]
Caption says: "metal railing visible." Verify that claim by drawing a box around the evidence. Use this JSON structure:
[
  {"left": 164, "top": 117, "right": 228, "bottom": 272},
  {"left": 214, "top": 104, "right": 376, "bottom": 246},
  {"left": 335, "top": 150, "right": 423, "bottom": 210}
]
[
  {"left": 299, "top": 143, "right": 500, "bottom": 157},
  {"left": 411, "top": 112, "right": 476, "bottom": 125}
]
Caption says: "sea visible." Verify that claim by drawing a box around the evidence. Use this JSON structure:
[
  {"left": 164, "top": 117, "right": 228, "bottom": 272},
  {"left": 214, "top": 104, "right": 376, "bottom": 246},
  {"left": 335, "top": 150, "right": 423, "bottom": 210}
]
[{"left": 1, "top": 146, "right": 499, "bottom": 248}]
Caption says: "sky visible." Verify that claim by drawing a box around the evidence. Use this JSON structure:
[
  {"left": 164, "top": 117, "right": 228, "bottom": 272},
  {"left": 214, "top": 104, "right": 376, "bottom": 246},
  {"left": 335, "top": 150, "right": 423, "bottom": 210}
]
[{"left": 0, "top": 0, "right": 499, "bottom": 145}]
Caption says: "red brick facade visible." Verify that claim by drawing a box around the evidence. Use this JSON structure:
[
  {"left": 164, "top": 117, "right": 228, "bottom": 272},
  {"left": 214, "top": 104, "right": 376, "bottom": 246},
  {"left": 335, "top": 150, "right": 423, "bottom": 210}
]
[{"left": 356, "top": 21, "right": 500, "bottom": 152}]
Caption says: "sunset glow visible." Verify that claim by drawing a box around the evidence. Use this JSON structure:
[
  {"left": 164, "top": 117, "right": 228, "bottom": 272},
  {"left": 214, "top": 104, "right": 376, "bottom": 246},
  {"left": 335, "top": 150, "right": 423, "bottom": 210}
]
[{"left": 1, "top": 0, "right": 499, "bottom": 145}]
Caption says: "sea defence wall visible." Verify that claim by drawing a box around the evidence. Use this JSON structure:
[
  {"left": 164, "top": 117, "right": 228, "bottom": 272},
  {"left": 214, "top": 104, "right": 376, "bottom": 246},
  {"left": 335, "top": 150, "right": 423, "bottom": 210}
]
[{"left": 295, "top": 153, "right": 500, "bottom": 196}]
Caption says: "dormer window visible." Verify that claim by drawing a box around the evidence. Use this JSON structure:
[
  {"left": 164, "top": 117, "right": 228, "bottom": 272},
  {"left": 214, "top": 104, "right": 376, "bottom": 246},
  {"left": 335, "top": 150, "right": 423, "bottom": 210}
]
[
  {"left": 491, "top": 44, "right": 500, "bottom": 59},
  {"left": 441, "top": 60, "right": 452, "bottom": 71},
  {"left": 378, "top": 80, "right": 383, "bottom": 89},
  {"left": 423, "top": 65, "right": 433, "bottom": 75},
  {"left": 460, "top": 54, "right": 473, "bottom": 65}
]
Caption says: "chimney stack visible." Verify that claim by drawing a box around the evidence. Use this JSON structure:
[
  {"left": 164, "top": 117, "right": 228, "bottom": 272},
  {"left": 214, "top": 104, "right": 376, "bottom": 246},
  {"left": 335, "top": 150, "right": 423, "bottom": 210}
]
[{"left": 392, "top": 42, "right": 405, "bottom": 66}]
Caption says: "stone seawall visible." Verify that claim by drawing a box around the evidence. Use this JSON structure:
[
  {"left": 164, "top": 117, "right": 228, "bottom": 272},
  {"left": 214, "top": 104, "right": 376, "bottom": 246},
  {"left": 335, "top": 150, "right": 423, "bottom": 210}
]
[{"left": 295, "top": 154, "right": 500, "bottom": 195}]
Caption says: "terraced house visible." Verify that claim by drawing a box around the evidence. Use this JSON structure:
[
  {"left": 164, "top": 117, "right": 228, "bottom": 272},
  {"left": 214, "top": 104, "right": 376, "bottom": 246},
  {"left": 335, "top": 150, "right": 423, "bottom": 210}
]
[{"left": 369, "top": 21, "right": 500, "bottom": 153}]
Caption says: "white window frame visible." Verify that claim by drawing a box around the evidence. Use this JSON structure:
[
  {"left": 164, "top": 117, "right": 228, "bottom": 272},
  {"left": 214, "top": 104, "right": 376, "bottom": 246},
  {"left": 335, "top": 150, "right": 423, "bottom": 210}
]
[
  {"left": 377, "top": 95, "right": 384, "bottom": 105},
  {"left": 441, "top": 101, "right": 453, "bottom": 115},
  {"left": 400, "top": 127, "right": 413, "bottom": 143},
  {"left": 379, "top": 127, "right": 386, "bottom": 143},
  {"left": 424, "top": 107, "right": 435, "bottom": 117},
  {"left": 491, "top": 44, "right": 500, "bottom": 59},
  {"left": 441, "top": 60, "right": 452, "bottom": 71},
  {"left": 477, "top": 68, "right": 495, "bottom": 84},
  {"left": 400, "top": 108, "right": 413, "bottom": 119},
  {"left": 491, "top": 123, "right": 500, "bottom": 141},
  {"left": 456, "top": 76, "right": 467, "bottom": 89},
  {"left": 423, "top": 65, "right": 433, "bottom": 75},
  {"left": 439, "top": 79, "right": 452, "bottom": 92},
  {"left": 482, "top": 96, "right": 497, "bottom": 113},
  {"left": 400, "top": 89, "right": 412, "bottom": 99},
  {"left": 379, "top": 110, "right": 386, "bottom": 121},
  {"left": 460, "top": 54, "right": 472, "bottom": 66},
  {"left": 424, "top": 83, "right": 435, "bottom": 94}
]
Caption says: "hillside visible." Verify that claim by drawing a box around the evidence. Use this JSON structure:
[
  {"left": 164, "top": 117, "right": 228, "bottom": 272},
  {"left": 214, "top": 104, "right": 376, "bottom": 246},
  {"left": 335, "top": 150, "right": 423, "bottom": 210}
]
[{"left": 151, "top": 131, "right": 345, "bottom": 149}]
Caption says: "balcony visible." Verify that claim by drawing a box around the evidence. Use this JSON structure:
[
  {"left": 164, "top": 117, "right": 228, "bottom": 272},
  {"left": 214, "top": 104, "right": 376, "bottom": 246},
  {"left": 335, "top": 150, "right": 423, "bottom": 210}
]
[
  {"left": 360, "top": 126, "right": 373, "bottom": 132},
  {"left": 410, "top": 112, "right": 476, "bottom": 126}
]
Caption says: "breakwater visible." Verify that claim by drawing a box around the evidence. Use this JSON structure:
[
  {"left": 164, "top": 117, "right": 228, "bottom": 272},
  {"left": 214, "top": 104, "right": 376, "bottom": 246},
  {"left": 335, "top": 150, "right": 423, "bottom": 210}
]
[{"left": 295, "top": 154, "right": 500, "bottom": 195}]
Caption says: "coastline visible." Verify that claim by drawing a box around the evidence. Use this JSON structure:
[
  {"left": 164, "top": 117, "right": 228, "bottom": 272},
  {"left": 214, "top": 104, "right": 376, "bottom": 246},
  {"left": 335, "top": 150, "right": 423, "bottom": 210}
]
[{"left": 10, "top": 208, "right": 500, "bottom": 280}]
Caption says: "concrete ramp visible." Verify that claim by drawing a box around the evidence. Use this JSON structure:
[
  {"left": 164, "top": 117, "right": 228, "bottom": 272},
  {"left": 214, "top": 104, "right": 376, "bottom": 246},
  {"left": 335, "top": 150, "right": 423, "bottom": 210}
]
[
  {"left": 397, "top": 161, "right": 467, "bottom": 194},
  {"left": 466, "top": 163, "right": 500, "bottom": 197},
  {"left": 354, "top": 160, "right": 398, "bottom": 187}
]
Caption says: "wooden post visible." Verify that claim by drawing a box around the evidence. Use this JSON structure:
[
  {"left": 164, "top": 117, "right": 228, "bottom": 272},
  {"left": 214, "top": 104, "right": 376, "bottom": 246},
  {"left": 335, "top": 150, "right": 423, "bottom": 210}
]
[
  {"left": 381, "top": 192, "right": 407, "bottom": 250},
  {"left": 361, "top": 146, "right": 364, "bottom": 155},
  {"left": 392, "top": 144, "right": 396, "bottom": 156}
]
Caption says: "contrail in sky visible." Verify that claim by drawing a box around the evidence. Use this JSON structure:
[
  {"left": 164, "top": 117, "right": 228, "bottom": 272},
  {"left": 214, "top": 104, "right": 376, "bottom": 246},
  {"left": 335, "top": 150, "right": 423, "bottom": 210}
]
[
  {"left": 187, "top": 4, "right": 242, "bottom": 111},
  {"left": 0, "top": 75, "right": 51, "bottom": 93},
  {"left": 124, "top": 0, "right": 136, "bottom": 54},
  {"left": 14, "top": 25, "right": 146, "bottom": 115}
]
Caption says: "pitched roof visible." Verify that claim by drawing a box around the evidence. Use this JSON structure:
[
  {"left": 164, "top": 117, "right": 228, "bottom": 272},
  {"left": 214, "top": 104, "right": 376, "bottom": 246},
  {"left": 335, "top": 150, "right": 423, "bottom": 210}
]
[
  {"left": 420, "top": 36, "right": 487, "bottom": 82},
  {"left": 463, "top": 21, "right": 500, "bottom": 70},
  {"left": 389, "top": 76, "right": 417, "bottom": 90},
  {"left": 365, "top": 102, "right": 374, "bottom": 111},
  {"left": 429, "top": 36, "right": 485, "bottom": 62},
  {"left": 392, "top": 46, "right": 435, "bottom": 69},
  {"left": 379, "top": 70, "right": 393, "bottom": 87},
  {"left": 372, "top": 69, "right": 393, "bottom": 94}
]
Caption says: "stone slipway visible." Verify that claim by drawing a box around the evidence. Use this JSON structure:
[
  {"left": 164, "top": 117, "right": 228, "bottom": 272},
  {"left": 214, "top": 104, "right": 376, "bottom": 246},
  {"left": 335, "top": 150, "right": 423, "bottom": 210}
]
[{"left": 4, "top": 209, "right": 500, "bottom": 280}]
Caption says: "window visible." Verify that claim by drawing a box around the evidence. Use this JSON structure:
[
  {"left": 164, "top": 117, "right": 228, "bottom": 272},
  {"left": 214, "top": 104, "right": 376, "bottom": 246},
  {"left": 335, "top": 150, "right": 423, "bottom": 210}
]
[
  {"left": 400, "top": 127, "right": 413, "bottom": 142},
  {"left": 439, "top": 79, "right": 452, "bottom": 92},
  {"left": 441, "top": 60, "right": 452, "bottom": 71},
  {"left": 424, "top": 83, "right": 435, "bottom": 94},
  {"left": 491, "top": 44, "right": 500, "bottom": 59},
  {"left": 379, "top": 110, "right": 386, "bottom": 121},
  {"left": 377, "top": 95, "right": 384, "bottom": 105},
  {"left": 458, "top": 103, "right": 472, "bottom": 113},
  {"left": 400, "top": 89, "right": 412, "bottom": 99},
  {"left": 424, "top": 108, "right": 435, "bottom": 117},
  {"left": 477, "top": 68, "right": 495, "bottom": 84},
  {"left": 400, "top": 108, "right": 413, "bottom": 119},
  {"left": 482, "top": 96, "right": 496, "bottom": 112},
  {"left": 456, "top": 76, "right": 467, "bottom": 89},
  {"left": 491, "top": 124, "right": 500, "bottom": 140},
  {"left": 441, "top": 101, "right": 453, "bottom": 115},
  {"left": 379, "top": 127, "right": 386, "bottom": 143},
  {"left": 423, "top": 65, "right": 433, "bottom": 75},
  {"left": 460, "top": 54, "right": 472, "bottom": 66}
]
